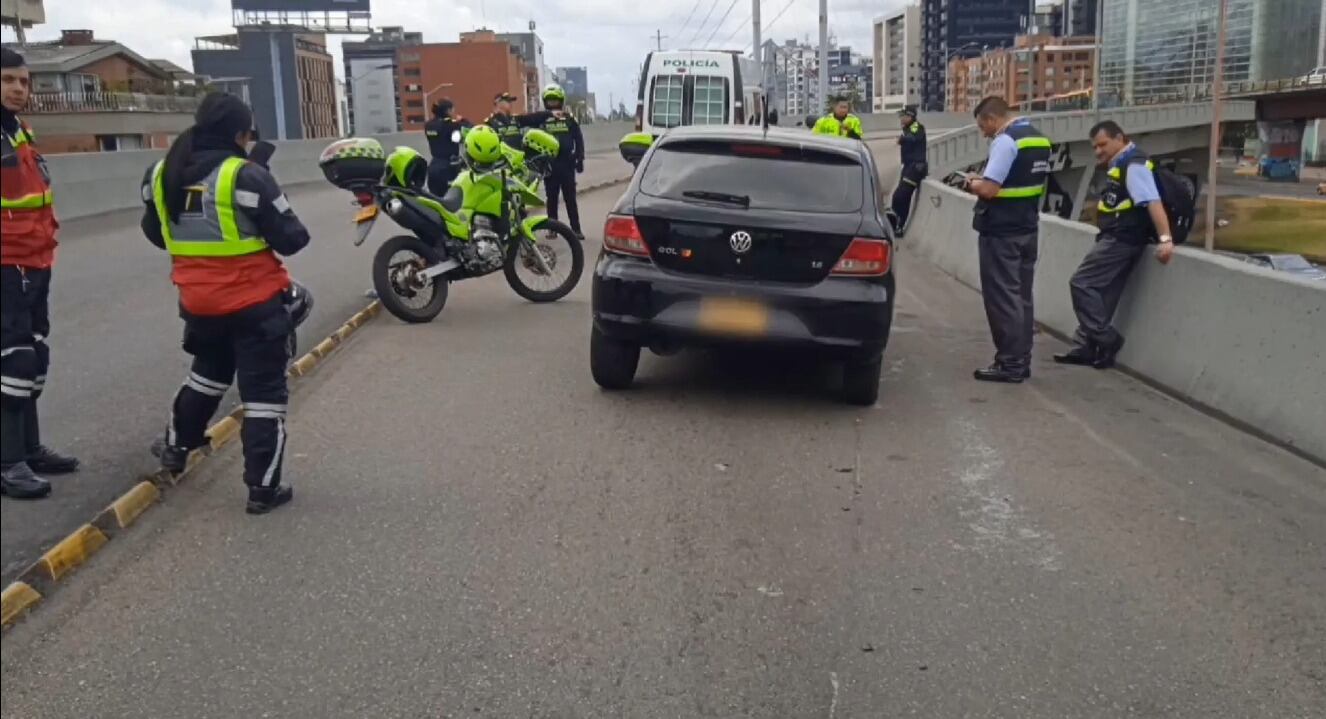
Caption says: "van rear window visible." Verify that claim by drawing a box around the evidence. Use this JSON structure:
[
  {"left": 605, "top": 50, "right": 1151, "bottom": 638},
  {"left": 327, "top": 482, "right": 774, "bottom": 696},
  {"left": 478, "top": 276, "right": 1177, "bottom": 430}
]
[{"left": 639, "top": 141, "right": 865, "bottom": 213}]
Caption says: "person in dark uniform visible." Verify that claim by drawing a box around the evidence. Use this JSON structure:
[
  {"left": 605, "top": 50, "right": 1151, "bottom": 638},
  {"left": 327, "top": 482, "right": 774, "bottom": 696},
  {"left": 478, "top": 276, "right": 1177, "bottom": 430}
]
[
  {"left": 423, "top": 98, "right": 471, "bottom": 195},
  {"left": 483, "top": 92, "right": 523, "bottom": 149},
  {"left": 1055, "top": 121, "right": 1174, "bottom": 369},
  {"left": 1, "top": 48, "right": 79, "bottom": 499},
  {"left": 890, "top": 105, "right": 927, "bottom": 234},
  {"left": 141, "top": 93, "right": 311, "bottom": 514},
  {"left": 964, "top": 96, "right": 1051, "bottom": 384},
  {"left": 519, "top": 85, "right": 585, "bottom": 238}
]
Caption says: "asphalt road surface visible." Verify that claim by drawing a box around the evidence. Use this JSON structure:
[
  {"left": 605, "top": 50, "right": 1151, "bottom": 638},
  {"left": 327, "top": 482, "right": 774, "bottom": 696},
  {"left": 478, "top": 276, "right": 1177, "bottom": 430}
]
[
  {"left": 0, "top": 152, "right": 631, "bottom": 584},
  {"left": 2, "top": 175, "right": 1324, "bottom": 717}
]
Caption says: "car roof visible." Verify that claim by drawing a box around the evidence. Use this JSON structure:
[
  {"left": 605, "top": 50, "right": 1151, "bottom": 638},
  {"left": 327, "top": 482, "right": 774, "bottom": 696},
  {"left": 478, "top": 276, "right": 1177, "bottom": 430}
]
[{"left": 655, "top": 126, "right": 869, "bottom": 162}]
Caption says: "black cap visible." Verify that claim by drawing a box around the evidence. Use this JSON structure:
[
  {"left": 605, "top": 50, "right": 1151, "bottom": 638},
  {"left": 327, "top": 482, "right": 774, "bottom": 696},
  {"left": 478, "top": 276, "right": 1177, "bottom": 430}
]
[
  {"left": 194, "top": 92, "right": 254, "bottom": 139},
  {"left": 898, "top": 105, "right": 917, "bottom": 118},
  {"left": 494, "top": 91, "right": 517, "bottom": 103},
  {"left": 1, "top": 47, "right": 26, "bottom": 69}
]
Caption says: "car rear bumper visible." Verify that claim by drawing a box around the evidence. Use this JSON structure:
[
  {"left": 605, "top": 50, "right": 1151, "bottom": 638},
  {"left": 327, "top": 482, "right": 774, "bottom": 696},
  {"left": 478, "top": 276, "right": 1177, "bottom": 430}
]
[{"left": 592, "top": 254, "right": 894, "bottom": 360}]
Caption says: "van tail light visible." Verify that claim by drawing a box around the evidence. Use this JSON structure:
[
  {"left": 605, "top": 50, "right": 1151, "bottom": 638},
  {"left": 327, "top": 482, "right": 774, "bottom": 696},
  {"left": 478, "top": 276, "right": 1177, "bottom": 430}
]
[
  {"left": 603, "top": 214, "right": 651, "bottom": 257},
  {"left": 831, "top": 238, "right": 891, "bottom": 276}
]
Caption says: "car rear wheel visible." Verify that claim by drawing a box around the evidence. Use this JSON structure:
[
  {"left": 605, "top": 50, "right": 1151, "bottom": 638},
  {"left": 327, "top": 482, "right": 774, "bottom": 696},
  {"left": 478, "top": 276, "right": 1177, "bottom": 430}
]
[
  {"left": 590, "top": 325, "right": 640, "bottom": 390},
  {"left": 841, "top": 355, "right": 882, "bottom": 406}
]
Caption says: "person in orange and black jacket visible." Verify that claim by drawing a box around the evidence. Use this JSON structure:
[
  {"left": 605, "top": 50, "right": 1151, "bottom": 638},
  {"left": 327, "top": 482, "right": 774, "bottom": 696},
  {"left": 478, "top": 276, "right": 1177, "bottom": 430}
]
[
  {"left": 1, "top": 48, "right": 79, "bottom": 500},
  {"left": 140, "top": 92, "right": 311, "bottom": 514}
]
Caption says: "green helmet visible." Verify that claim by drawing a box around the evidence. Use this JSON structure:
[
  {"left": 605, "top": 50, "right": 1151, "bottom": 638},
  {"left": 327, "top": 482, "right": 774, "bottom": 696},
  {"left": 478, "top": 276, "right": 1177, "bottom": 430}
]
[
  {"left": 542, "top": 84, "right": 566, "bottom": 104},
  {"left": 384, "top": 146, "right": 427, "bottom": 189},
  {"left": 465, "top": 124, "right": 504, "bottom": 167},
  {"left": 521, "top": 128, "right": 560, "bottom": 158}
]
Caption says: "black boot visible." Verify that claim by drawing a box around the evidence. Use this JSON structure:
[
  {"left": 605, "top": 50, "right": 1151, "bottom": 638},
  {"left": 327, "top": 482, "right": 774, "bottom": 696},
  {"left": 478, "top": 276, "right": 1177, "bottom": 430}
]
[
  {"left": 973, "top": 364, "right": 1027, "bottom": 384},
  {"left": 1093, "top": 336, "right": 1126, "bottom": 369},
  {"left": 0, "top": 462, "right": 53, "bottom": 500},
  {"left": 1053, "top": 344, "right": 1097, "bottom": 366},
  {"left": 150, "top": 435, "right": 193, "bottom": 474},
  {"left": 246, "top": 485, "right": 294, "bottom": 515},
  {"left": 27, "top": 445, "right": 80, "bottom": 474}
]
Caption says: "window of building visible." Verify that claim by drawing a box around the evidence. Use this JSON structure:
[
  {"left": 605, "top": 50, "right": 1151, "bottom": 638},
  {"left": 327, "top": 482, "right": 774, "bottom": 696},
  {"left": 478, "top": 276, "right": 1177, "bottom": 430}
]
[
  {"left": 403, "top": 67, "right": 421, "bottom": 77},
  {"left": 405, "top": 99, "right": 423, "bottom": 108},
  {"left": 406, "top": 114, "right": 425, "bottom": 124}
]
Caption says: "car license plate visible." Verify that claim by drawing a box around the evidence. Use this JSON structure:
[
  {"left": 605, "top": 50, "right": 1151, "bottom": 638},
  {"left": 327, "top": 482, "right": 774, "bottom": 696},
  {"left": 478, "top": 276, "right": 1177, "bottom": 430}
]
[
  {"left": 353, "top": 205, "right": 379, "bottom": 223},
  {"left": 698, "top": 298, "right": 769, "bottom": 337}
]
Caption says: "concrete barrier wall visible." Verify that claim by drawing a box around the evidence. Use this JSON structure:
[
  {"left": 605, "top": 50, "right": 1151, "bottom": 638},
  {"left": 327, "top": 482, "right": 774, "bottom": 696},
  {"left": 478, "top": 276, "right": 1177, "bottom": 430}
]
[
  {"left": 906, "top": 180, "right": 1326, "bottom": 462},
  {"left": 45, "top": 121, "right": 634, "bottom": 221}
]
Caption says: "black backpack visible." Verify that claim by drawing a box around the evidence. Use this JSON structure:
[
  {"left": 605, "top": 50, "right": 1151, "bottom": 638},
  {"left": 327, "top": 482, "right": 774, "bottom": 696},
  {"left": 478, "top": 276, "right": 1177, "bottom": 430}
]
[{"left": 1128, "top": 160, "right": 1199, "bottom": 245}]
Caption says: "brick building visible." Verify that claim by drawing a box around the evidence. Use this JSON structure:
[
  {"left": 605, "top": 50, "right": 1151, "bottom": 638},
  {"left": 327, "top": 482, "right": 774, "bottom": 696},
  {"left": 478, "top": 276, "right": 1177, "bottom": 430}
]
[
  {"left": 396, "top": 31, "right": 526, "bottom": 129},
  {"left": 946, "top": 34, "right": 1096, "bottom": 113},
  {"left": 4, "top": 29, "right": 196, "bottom": 153}
]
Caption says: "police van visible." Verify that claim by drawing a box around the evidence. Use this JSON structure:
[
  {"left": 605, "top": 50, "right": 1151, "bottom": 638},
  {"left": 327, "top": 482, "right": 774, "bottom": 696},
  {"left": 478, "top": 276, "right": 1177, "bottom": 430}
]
[{"left": 634, "top": 50, "right": 763, "bottom": 137}]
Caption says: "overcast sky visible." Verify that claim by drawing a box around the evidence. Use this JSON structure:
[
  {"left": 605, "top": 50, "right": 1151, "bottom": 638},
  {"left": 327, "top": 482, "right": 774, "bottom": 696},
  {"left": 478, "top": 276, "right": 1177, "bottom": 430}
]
[{"left": 3, "top": 0, "right": 908, "bottom": 114}]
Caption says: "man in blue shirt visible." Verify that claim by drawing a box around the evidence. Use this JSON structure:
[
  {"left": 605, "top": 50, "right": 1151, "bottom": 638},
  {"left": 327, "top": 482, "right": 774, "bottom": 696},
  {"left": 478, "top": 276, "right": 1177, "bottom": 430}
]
[
  {"left": 1055, "top": 121, "right": 1174, "bottom": 369},
  {"left": 965, "top": 97, "right": 1052, "bottom": 383}
]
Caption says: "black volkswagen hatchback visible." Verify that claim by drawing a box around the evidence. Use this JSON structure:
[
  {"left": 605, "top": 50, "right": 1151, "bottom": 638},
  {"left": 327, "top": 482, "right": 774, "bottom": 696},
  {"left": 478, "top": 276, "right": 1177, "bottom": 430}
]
[{"left": 591, "top": 126, "right": 895, "bottom": 405}]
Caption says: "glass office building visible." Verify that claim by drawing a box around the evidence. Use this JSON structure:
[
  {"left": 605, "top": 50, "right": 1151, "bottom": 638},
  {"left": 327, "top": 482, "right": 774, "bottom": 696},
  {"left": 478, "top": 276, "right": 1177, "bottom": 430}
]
[{"left": 1099, "top": 0, "right": 1324, "bottom": 108}]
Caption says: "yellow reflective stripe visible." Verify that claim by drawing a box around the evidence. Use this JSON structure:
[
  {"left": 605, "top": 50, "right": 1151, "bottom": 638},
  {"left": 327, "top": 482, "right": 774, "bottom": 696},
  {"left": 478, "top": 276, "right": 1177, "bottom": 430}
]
[
  {"left": 0, "top": 189, "right": 53, "bottom": 209},
  {"left": 215, "top": 157, "right": 246, "bottom": 244},
  {"left": 1097, "top": 199, "right": 1134, "bottom": 213},
  {"left": 1015, "top": 136, "right": 1051, "bottom": 149},
  {"left": 155, "top": 158, "right": 268, "bottom": 257},
  {"left": 1107, "top": 167, "right": 1121, "bottom": 180},
  {"left": 996, "top": 185, "right": 1045, "bottom": 198}
]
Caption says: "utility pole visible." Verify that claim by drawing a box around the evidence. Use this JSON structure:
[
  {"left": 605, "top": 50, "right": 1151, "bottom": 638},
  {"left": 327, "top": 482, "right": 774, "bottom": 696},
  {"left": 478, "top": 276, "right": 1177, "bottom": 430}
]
[
  {"left": 1092, "top": 0, "right": 1104, "bottom": 122},
  {"left": 753, "top": 0, "right": 762, "bottom": 74},
  {"left": 1204, "top": 0, "right": 1228, "bottom": 252},
  {"left": 651, "top": 30, "right": 668, "bottom": 51},
  {"left": 818, "top": 0, "right": 829, "bottom": 112}
]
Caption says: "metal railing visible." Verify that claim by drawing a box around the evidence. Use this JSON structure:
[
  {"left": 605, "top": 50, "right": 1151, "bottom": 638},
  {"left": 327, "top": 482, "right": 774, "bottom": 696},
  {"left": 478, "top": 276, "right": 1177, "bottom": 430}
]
[{"left": 27, "top": 92, "right": 202, "bottom": 114}]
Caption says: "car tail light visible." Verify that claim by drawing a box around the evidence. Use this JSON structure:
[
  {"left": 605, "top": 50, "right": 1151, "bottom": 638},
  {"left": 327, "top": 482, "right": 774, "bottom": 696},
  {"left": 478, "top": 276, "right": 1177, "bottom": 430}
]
[
  {"left": 603, "top": 214, "right": 650, "bottom": 257},
  {"left": 831, "top": 238, "right": 891, "bottom": 276}
]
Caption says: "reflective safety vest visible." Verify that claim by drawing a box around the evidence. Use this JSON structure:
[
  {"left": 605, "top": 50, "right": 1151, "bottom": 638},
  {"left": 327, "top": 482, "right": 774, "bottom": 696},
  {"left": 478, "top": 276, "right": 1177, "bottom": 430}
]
[
  {"left": 1097, "top": 151, "right": 1155, "bottom": 241},
  {"left": 973, "top": 120, "right": 1051, "bottom": 236},
  {"left": 151, "top": 157, "right": 269, "bottom": 257},
  {"left": 484, "top": 113, "right": 523, "bottom": 148},
  {"left": 813, "top": 114, "right": 864, "bottom": 139},
  {"left": 1, "top": 121, "right": 58, "bottom": 268}
]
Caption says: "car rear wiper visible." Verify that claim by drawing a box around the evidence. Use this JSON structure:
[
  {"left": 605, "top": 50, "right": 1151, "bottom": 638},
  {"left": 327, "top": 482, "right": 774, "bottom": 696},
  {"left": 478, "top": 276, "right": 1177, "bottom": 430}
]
[{"left": 682, "top": 190, "right": 751, "bottom": 207}]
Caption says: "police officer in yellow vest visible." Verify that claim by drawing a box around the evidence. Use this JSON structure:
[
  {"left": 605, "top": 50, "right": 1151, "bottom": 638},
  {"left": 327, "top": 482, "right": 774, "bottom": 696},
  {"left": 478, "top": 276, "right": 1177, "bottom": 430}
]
[
  {"left": 140, "top": 93, "right": 311, "bottom": 514},
  {"left": 812, "top": 97, "right": 864, "bottom": 140},
  {"left": 483, "top": 92, "right": 523, "bottom": 149},
  {"left": 964, "top": 96, "right": 1051, "bottom": 384},
  {"left": 889, "top": 105, "right": 927, "bottom": 233}
]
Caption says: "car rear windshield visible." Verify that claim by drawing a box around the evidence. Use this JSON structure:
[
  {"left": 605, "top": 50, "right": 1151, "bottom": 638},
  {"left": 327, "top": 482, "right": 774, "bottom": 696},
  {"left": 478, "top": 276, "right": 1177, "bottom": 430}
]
[{"left": 639, "top": 140, "right": 865, "bottom": 213}]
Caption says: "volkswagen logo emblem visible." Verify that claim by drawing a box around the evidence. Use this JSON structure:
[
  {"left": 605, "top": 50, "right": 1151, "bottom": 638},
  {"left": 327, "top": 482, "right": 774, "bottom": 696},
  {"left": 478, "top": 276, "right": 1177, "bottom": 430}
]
[{"left": 729, "top": 231, "right": 753, "bottom": 254}]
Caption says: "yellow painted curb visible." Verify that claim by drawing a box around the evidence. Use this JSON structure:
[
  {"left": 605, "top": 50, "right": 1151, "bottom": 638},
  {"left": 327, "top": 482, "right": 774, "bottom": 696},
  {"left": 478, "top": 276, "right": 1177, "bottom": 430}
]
[
  {"left": 2, "top": 300, "right": 384, "bottom": 631},
  {"left": 37, "top": 524, "right": 109, "bottom": 583},
  {"left": 1, "top": 582, "right": 42, "bottom": 628},
  {"left": 109, "top": 481, "right": 162, "bottom": 529}
]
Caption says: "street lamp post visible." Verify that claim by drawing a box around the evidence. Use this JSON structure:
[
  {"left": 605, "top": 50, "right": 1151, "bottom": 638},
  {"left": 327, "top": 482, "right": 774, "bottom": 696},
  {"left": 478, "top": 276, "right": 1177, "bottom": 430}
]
[
  {"left": 1205, "top": 0, "right": 1229, "bottom": 252},
  {"left": 422, "top": 82, "right": 455, "bottom": 115}
]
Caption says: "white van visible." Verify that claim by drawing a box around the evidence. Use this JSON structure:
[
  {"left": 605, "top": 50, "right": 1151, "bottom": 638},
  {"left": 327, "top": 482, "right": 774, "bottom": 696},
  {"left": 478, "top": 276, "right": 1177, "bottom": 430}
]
[{"left": 634, "top": 50, "right": 764, "bottom": 136}]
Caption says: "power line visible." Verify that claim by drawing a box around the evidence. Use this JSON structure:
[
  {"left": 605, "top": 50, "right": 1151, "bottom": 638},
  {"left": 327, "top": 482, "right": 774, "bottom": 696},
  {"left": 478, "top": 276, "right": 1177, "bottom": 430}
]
[
  {"left": 704, "top": 0, "right": 743, "bottom": 49},
  {"left": 689, "top": 2, "right": 722, "bottom": 47},
  {"left": 718, "top": 12, "right": 753, "bottom": 49},
  {"left": 676, "top": 0, "right": 704, "bottom": 40},
  {"left": 744, "top": 0, "right": 797, "bottom": 52}
]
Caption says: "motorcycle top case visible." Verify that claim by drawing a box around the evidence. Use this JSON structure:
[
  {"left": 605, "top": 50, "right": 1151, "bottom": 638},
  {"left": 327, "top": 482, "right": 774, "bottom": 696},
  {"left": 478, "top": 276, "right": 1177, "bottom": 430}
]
[{"left": 319, "top": 137, "right": 387, "bottom": 191}]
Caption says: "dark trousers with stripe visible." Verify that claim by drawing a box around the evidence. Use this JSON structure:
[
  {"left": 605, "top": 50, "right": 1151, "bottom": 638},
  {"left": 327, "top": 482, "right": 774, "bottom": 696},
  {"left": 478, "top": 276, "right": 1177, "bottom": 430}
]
[
  {"left": 0, "top": 265, "right": 52, "bottom": 467},
  {"left": 169, "top": 298, "right": 292, "bottom": 488},
  {"left": 1068, "top": 234, "right": 1145, "bottom": 348},
  {"left": 545, "top": 165, "right": 581, "bottom": 234},
  {"left": 978, "top": 232, "right": 1039, "bottom": 371},
  {"left": 890, "top": 162, "right": 927, "bottom": 231}
]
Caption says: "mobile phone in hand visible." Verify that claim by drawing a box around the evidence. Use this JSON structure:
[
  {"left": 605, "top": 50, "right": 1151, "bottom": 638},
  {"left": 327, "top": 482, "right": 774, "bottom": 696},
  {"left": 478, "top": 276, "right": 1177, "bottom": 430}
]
[{"left": 249, "top": 141, "right": 276, "bottom": 168}]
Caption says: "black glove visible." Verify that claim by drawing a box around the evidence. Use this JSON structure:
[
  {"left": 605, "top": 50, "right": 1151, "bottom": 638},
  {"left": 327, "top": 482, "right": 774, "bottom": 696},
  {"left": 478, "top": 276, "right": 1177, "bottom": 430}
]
[{"left": 575, "top": 159, "right": 584, "bottom": 174}]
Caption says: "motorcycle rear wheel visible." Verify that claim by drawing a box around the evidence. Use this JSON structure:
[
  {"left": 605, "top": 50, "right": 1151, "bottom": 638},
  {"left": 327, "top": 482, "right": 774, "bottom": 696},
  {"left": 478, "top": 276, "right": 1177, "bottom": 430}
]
[
  {"left": 504, "top": 220, "right": 584, "bottom": 303},
  {"left": 372, "top": 235, "right": 449, "bottom": 324}
]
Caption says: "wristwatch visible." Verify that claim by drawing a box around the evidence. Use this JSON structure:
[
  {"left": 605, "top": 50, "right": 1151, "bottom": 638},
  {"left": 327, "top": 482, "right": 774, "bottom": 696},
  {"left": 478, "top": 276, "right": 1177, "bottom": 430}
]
[{"left": 1158, "top": 234, "right": 1174, "bottom": 244}]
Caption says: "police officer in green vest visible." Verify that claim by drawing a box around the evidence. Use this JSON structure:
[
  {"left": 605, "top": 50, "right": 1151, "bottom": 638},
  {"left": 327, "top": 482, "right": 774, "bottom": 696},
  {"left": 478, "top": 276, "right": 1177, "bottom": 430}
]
[
  {"left": 484, "top": 91, "right": 523, "bottom": 149},
  {"left": 963, "top": 96, "right": 1052, "bottom": 384},
  {"left": 890, "top": 105, "right": 927, "bottom": 233},
  {"left": 140, "top": 93, "right": 311, "bottom": 514}
]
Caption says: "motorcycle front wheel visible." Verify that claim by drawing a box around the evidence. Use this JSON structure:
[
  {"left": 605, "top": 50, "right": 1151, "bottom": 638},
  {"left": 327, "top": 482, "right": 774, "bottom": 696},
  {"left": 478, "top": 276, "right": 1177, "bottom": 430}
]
[
  {"left": 504, "top": 220, "right": 585, "bottom": 303},
  {"left": 372, "top": 235, "right": 449, "bottom": 323}
]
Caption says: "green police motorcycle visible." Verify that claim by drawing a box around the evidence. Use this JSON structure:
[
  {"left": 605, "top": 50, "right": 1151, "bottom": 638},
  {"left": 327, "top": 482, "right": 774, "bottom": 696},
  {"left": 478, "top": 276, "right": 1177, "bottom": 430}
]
[{"left": 318, "top": 126, "right": 583, "bottom": 324}]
